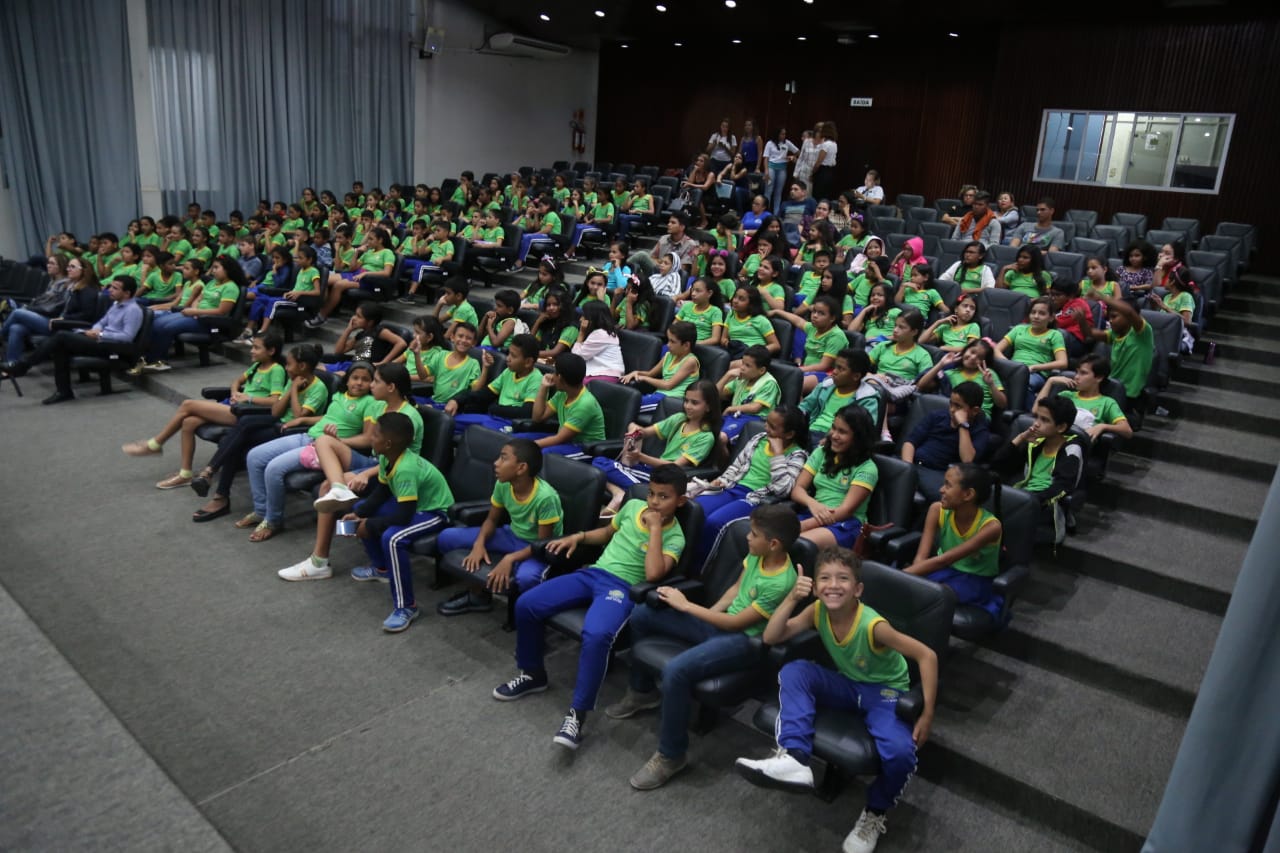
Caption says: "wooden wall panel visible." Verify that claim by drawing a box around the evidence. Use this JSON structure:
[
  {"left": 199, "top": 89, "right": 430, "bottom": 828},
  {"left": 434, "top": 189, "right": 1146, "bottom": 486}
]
[{"left": 596, "top": 17, "right": 1277, "bottom": 269}]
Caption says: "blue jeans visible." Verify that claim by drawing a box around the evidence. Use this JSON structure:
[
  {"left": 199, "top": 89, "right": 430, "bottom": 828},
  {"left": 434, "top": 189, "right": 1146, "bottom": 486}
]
[
  {"left": 775, "top": 659, "right": 917, "bottom": 813},
  {"left": 694, "top": 484, "right": 754, "bottom": 566},
  {"left": 515, "top": 567, "right": 634, "bottom": 711},
  {"left": 246, "top": 433, "right": 313, "bottom": 525},
  {"left": 3, "top": 308, "right": 52, "bottom": 362},
  {"left": 766, "top": 165, "right": 788, "bottom": 216},
  {"left": 628, "top": 604, "right": 763, "bottom": 758},
  {"left": 360, "top": 505, "right": 449, "bottom": 609},
  {"left": 616, "top": 214, "right": 644, "bottom": 238},
  {"left": 435, "top": 524, "right": 548, "bottom": 593},
  {"left": 146, "top": 312, "right": 203, "bottom": 361}
]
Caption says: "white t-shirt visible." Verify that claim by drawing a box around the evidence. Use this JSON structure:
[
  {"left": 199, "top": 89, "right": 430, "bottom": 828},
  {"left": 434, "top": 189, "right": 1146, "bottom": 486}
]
[
  {"left": 817, "top": 139, "right": 838, "bottom": 167},
  {"left": 707, "top": 132, "right": 737, "bottom": 161},
  {"left": 858, "top": 185, "right": 885, "bottom": 202},
  {"left": 765, "top": 139, "right": 798, "bottom": 166}
]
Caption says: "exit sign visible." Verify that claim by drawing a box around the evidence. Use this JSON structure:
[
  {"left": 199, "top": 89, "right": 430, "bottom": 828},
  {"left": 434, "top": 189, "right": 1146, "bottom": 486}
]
[{"left": 849, "top": 97, "right": 873, "bottom": 108}]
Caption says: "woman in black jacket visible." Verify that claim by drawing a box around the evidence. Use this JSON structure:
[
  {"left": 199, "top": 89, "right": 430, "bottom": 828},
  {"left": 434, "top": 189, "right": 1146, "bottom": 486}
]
[{"left": 2, "top": 255, "right": 102, "bottom": 362}]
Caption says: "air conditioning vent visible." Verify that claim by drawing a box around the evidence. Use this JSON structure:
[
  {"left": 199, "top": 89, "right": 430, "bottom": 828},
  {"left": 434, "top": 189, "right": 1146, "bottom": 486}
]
[{"left": 488, "top": 32, "right": 572, "bottom": 59}]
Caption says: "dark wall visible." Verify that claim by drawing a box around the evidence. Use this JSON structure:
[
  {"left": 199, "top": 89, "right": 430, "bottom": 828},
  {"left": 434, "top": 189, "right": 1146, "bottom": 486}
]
[{"left": 595, "top": 17, "right": 1276, "bottom": 268}]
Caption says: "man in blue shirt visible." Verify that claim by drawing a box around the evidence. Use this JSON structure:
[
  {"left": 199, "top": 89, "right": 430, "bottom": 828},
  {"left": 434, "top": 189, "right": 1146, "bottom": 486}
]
[
  {"left": 901, "top": 382, "right": 990, "bottom": 497},
  {"left": 2, "top": 274, "right": 145, "bottom": 404}
]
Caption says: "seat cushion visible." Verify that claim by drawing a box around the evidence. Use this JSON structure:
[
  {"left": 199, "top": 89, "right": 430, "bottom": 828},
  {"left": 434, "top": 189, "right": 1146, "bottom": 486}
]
[
  {"left": 437, "top": 548, "right": 494, "bottom": 586},
  {"left": 951, "top": 604, "right": 999, "bottom": 641},
  {"left": 546, "top": 607, "right": 588, "bottom": 640},
  {"left": 633, "top": 635, "right": 770, "bottom": 707},
  {"left": 195, "top": 423, "right": 232, "bottom": 443},
  {"left": 753, "top": 702, "right": 883, "bottom": 777},
  {"left": 283, "top": 469, "right": 325, "bottom": 494}
]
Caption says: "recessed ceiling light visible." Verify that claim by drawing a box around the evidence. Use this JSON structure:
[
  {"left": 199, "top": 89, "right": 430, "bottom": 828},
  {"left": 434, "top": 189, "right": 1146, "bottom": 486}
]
[
  {"left": 674, "top": 41, "right": 683, "bottom": 46},
  {"left": 948, "top": 31, "right": 959, "bottom": 37},
  {"left": 621, "top": 43, "right": 629, "bottom": 48},
  {"left": 725, "top": 0, "right": 737, "bottom": 6},
  {"left": 594, "top": 9, "right": 605, "bottom": 17},
  {"left": 539, "top": 12, "right": 550, "bottom": 20},
  {"left": 655, "top": 3, "right": 666, "bottom": 9},
  {"left": 868, "top": 33, "right": 879, "bottom": 39},
  {"left": 796, "top": 36, "right": 807, "bottom": 40},
  {"left": 732, "top": 38, "right": 741, "bottom": 43},
  {"left": 1204, "top": 132, "right": 1212, "bottom": 137},
  {"left": 803, "top": 0, "right": 813, "bottom": 4}
]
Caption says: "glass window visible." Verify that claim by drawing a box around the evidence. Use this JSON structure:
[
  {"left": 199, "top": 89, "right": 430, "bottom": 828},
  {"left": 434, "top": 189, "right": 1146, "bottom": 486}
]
[{"left": 1034, "top": 110, "right": 1234, "bottom": 195}]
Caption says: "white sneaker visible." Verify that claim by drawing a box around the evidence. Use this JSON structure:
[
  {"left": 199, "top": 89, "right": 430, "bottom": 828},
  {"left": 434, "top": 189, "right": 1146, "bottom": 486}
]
[
  {"left": 734, "top": 747, "right": 815, "bottom": 791},
  {"left": 277, "top": 556, "right": 332, "bottom": 581},
  {"left": 843, "top": 810, "right": 888, "bottom": 853},
  {"left": 313, "top": 484, "right": 359, "bottom": 513}
]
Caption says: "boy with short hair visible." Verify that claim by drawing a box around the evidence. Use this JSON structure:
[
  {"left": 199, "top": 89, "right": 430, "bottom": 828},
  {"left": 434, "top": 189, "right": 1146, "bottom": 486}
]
[
  {"left": 493, "top": 464, "right": 689, "bottom": 750},
  {"left": 716, "top": 344, "right": 780, "bottom": 441},
  {"left": 795, "top": 248, "right": 832, "bottom": 301},
  {"left": 621, "top": 321, "right": 701, "bottom": 413},
  {"left": 736, "top": 547, "right": 938, "bottom": 853},
  {"left": 1037, "top": 354, "right": 1132, "bottom": 442},
  {"left": 1087, "top": 286, "right": 1154, "bottom": 407},
  {"left": 799, "top": 348, "right": 880, "bottom": 438},
  {"left": 435, "top": 278, "right": 478, "bottom": 341},
  {"left": 520, "top": 352, "right": 606, "bottom": 458},
  {"left": 901, "top": 382, "right": 990, "bottom": 495},
  {"left": 400, "top": 220, "right": 457, "bottom": 303},
  {"left": 450, "top": 333, "right": 542, "bottom": 432},
  {"left": 435, "top": 438, "right": 564, "bottom": 616},
  {"left": 610, "top": 504, "right": 800, "bottom": 789},
  {"left": 281, "top": 411, "right": 453, "bottom": 633},
  {"left": 425, "top": 321, "right": 483, "bottom": 409}
]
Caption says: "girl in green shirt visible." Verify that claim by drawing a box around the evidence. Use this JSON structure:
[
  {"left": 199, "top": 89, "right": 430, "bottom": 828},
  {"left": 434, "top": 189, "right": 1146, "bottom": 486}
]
[
  {"left": 791, "top": 404, "right": 879, "bottom": 548},
  {"left": 997, "top": 244, "right": 1050, "bottom": 298},
  {"left": 905, "top": 462, "right": 1003, "bottom": 607},
  {"left": 849, "top": 282, "right": 901, "bottom": 345},
  {"left": 310, "top": 227, "right": 394, "bottom": 326}
]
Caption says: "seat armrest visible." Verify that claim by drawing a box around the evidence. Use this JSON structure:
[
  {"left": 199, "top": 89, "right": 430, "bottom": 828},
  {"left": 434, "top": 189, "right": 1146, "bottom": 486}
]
[
  {"left": 509, "top": 419, "right": 557, "bottom": 434},
  {"left": 765, "top": 629, "right": 823, "bottom": 667},
  {"left": 894, "top": 685, "right": 925, "bottom": 723},
  {"left": 411, "top": 381, "right": 434, "bottom": 399},
  {"left": 230, "top": 404, "right": 273, "bottom": 417},
  {"left": 583, "top": 439, "right": 624, "bottom": 458},
  {"left": 866, "top": 525, "right": 906, "bottom": 550},
  {"left": 635, "top": 577, "right": 702, "bottom": 606},
  {"left": 202, "top": 386, "right": 232, "bottom": 400},
  {"left": 49, "top": 319, "right": 91, "bottom": 331},
  {"left": 883, "top": 531, "right": 923, "bottom": 565},
  {"left": 992, "top": 563, "right": 1032, "bottom": 599},
  {"left": 448, "top": 500, "right": 494, "bottom": 526}
]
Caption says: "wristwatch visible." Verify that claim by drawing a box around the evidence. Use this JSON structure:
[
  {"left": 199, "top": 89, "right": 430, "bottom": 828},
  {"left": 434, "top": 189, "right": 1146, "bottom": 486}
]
[{"left": 957, "top": 422, "right": 971, "bottom": 430}]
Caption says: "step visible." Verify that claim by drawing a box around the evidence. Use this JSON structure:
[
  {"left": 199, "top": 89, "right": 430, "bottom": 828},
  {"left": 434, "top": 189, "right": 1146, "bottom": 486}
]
[
  {"left": 928, "top": 645, "right": 1183, "bottom": 850},
  {"left": 1177, "top": 357, "right": 1280, "bottom": 397},
  {"left": 1126, "top": 417, "right": 1280, "bottom": 482},
  {"left": 1194, "top": 331, "right": 1277, "bottom": 365},
  {"left": 990, "top": 567, "right": 1218, "bottom": 716},
  {"left": 1058, "top": 507, "right": 1244, "bottom": 614},
  {"left": 1157, "top": 381, "right": 1280, "bottom": 435},
  {"left": 1223, "top": 292, "right": 1280, "bottom": 317},
  {"left": 1096, "top": 454, "right": 1264, "bottom": 539},
  {"left": 1229, "top": 276, "right": 1280, "bottom": 298},
  {"left": 1210, "top": 310, "right": 1280, "bottom": 339}
]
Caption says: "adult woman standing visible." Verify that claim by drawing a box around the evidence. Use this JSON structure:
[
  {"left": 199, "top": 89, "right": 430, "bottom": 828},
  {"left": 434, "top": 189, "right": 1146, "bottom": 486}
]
[
  {"left": 792, "top": 123, "right": 821, "bottom": 191},
  {"left": 738, "top": 119, "right": 764, "bottom": 173},
  {"left": 810, "top": 121, "right": 840, "bottom": 202},
  {"left": 706, "top": 118, "right": 737, "bottom": 175},
  {"left": 763, "top": 127, "right": 799, "bottom": 215},
  {"left": 682, "top": 153, "right": 717, "bottom": 227}
]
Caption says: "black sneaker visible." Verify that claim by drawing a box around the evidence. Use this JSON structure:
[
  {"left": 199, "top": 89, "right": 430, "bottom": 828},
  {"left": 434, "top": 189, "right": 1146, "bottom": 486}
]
[
  {"left": 493, "top": 671, "right": 548, "bottom": 701},
  {"left": 304, "top": 315, "right": 326, "bottom": 328},
  {"left": 436, "top": 589, "right": 494, "bottom": 616},
  {"left": 553, "top": 709, "right": 584, "bottom": 749}
]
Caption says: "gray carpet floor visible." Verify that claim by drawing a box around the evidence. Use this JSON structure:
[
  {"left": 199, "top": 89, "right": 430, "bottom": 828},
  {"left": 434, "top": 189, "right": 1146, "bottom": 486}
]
[{"left": 0, "top": 371, "right": 1092, "bottom": 852}]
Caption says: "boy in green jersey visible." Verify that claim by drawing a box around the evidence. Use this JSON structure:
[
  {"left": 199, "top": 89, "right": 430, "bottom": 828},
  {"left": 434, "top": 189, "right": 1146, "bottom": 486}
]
[
  {"left": 609, "top": 505, "right": 799, "bottom": 790},
  {"left": 516, "top": 352, "right": 605, "bottom": 458},
  {"left": 737, "top": 547, "right": 938, "bottom": 853},
  {"left": 493, "top": 464, "right": 688, "bottom": 752},
  {"left": 449, "top": 334, "right": 543, "bottom": 433},
  {"left": 435, "top": 438, "right": 565, "bottom": 615}
]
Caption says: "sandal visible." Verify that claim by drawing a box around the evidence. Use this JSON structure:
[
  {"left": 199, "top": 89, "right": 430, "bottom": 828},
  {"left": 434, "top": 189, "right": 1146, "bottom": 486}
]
[
  {"left": 234, "top": 512, "right": 263, "bottom": 529},
  {"left": 248, "top": 521, "right": 278, "bottom": 542},
  {"left": 192, "top": 497, "right": 230, "bottom": 523}
]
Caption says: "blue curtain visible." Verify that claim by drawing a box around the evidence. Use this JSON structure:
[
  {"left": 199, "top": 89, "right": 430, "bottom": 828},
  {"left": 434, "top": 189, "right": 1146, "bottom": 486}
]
[
  {"left": 0, "top": 0, "right": 141, "bottom": 254},
  {"left": 146, "top": 0, "right": 414, "bottom": 216}
]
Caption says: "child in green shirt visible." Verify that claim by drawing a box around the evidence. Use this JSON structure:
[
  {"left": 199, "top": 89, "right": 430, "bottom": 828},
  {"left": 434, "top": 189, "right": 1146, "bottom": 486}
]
[
  {"left": 716, "top": 344, "right": 781, "bottom": 441},
  {"left": 610, "top": 504, "right": 800, "bottom": 790},
  {"left": 435, "top": 438, "right": 565, "bottom": 615},
  {"left": 516, "top": 352, "right": 605, "bottom": 458},
  {"left": 622, "top": 321, "right": 701, "bottom": 412},
  {"left": 494, "top": 465, "right": 689, "bottom": 752},
  {"left": 449, "top": 334, "right": 542, "bottom": 433}
]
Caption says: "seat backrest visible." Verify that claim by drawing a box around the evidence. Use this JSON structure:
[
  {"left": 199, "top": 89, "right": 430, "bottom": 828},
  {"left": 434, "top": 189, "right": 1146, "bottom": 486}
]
[
  {"left": 906, "top": 206, "right": 939, "bottom": 224},
  {"left": 933, "top": 197, "right": 961, "bottom": 215},
  {"left": 698, "top": 517, "right": 818, "bottom": 596},
  {"left": 975, "top": 288, "right": 1029, "bottom": 340},
  {"left": 587, "top": 379, "right": 642, "bottom": 439},
  {"left": 989, "top": 485, "right": 1038, "bottom": 571},
  {"left": 651, "top": 294, "right": 676, "bottom": 332},
  {"left": 895, "top": 193, "right": 925, "bottom": 212},
  {"left": 1186, "top": 266, "right": 1218, "bottom": 317},
  {"left": 770, "top": 318, "right": 795, "bottom": 363},
  {"left": 133, "top": 305, "right": 155, "bottom": 347},
  {"left": 1213, "top": 222, "right": 1254, "bottom": 257},
  {"left": 542, "top": 454, "right": 607, "bottom": 535},
  {"left": 619, "top": 328, "right": 662, "bottom": 374},
  {"left": 1140, "top": 310, "right": 1179, "bottom": 387},
  {"left": 650, "top": 186, "right": 673, "bottom": 211},
  {"left": 693, "top": 344, "right": 729, "bottom": 385},
  {"left": 1187, "top": 250, "right": 1230, "bottom": 288},
  {"left": 843, "top": 329, "right": 865, "bottom": 351},
  {"left": 990, "top": 358, "right": 1029, "bottom": 415},
  {"left": 1200, "top": 235, "right": 1242, "bottom": 273},
  {"left": 416, "top": 405, "right": 455, "bottom": 472},
  {"left": 873, "top": 217, "right": 904, "bottom": 236},
  {"left": 1090, "top": 224, "right": 1127, "bottom": 257},
  {"left": 859, "top": 560, "right": 956, "bottom": 663},
  {"left": 1144, "top": 229, "right": 1185, "bottom": 250},
  {"left": 1162, "top": 217, "right": 1201, "bottom": 246},
  {"left": 768, "top": 362, "right": 804, "bottom": 410},
  {"left": 934, "top": 278, "right": 960, "bottom": 310},
  {"left": 1066, "top": 209, "right": 1098, "bottom": 233},
  {"left": 987, "top": 244, "right": 1018, "bottom": 267},
  {"left": 1071, "top": 237, "right": 1107, "bottom": 256},
  {"left": 1045, "top": 250, "right": 1084, "bottom": 284},
  {"left": 1111, "top": 212, "right": 1148, "bottom": 240},
  {"left": 867, "top": 454, "right": 918, "bottom": 529},
  {"left": 449, "top": 426, "right": 507, "bottom": 502},
  {"left": 919, "top": 221, "right": 951, "bottom": 242},
  {"left": 1053, "top": 220, "right": 1077, "bottom": 244},
  {"left": 655, "top": 175, "right": 679, "bottom": 190},
  {"left": 895, "top": 392, "right": 949, "bottom": 449}
]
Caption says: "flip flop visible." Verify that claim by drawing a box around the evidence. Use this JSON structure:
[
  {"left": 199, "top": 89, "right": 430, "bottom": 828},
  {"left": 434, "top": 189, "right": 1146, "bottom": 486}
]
[
  {"left": 234, "top": 513, "right": 263, "bottom": 529},
  {"left": 248, "top": 521, "right": 278, "bottom": 542}
]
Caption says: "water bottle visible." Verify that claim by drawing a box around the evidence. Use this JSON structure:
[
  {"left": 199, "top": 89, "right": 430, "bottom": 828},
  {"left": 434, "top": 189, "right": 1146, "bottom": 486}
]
[{"left": 1204, "top": 341, "right": 1216, "bottom": 365}]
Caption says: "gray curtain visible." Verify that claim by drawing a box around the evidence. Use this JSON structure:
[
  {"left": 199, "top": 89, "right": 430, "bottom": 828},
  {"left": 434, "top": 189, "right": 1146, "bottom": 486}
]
[
  {"left": 146, "top": 0, "right": 414, "bottom": 217},
  {"left": 1143, "top": 466, "right": 1280, "bottom": 851},
  {"left": 0, "top": 0, "right": 141, "bottom": 254}
]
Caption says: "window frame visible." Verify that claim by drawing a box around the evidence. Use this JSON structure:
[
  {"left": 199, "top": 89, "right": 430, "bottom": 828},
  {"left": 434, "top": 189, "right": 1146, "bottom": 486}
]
[{"left": 1033, "top": 109, "right": 1235, "bottom": 195}]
